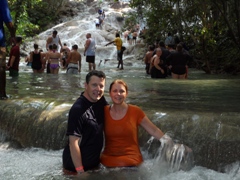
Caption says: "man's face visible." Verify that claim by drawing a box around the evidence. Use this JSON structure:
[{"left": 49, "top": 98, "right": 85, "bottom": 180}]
[
  {"left": 84, "top": 75, "right": 105, "bottom": 102},
  {"left": 52, "top": 33, "right": 57, "bottom": 38}
]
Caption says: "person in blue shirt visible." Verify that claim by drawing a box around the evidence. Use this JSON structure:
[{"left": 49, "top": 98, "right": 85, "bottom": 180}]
[{"left": 0, "top": 0, "right": 15, "bottom": 99}]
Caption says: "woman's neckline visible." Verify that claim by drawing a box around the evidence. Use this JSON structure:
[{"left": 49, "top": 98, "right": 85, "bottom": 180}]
[{"left": 109, "top": 104, "right": 128, "bottom": 121}]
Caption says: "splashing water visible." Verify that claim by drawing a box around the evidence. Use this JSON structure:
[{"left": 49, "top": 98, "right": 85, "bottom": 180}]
[{"left": 150, "top": 135, "right": 194, "bottom": 173}]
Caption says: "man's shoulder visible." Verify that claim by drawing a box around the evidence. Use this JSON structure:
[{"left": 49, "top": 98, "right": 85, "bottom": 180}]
[
  {"left": 146, "top": 51, "right": 153, "bottom": 55},
  {"left": 11, "top": 45, "right": 19, "bottom": 51},
  {"left": 70, "top": 96, "right": 89, "bottom": 111},
  {"left": 46, "top": 36, "right": 53, "bottom": 43},
  {"left": 86, "top": 38, "right": 91, "bottom": 43},
  {"left": 72, "top": 50, "right": 81, "bottom": 57}
]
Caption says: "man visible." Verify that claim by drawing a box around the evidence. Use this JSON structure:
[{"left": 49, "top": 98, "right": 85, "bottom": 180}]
[
  {"left": 84, "top": 33, "right": 96, "bottom": 71},
  {"left": 46, "top": 30, "right": 63, "bottom": 51},
  {"left": 6, "top": 36, "right": 22, "bottom": 77},
  {"left": 62, "top": 70, "right": 108, "bottom": 174},
  {"left": 105, "top": 33, "right": 124, "bottom": 70},
  {"left": 144, "top": 45, "right": 154, "bottom": 74},
  {"left": 0, "top": 0, "right": 15, "bottom": 99},
  {"left": 66, "top": 44, "right": 81, "bottom": 74}
]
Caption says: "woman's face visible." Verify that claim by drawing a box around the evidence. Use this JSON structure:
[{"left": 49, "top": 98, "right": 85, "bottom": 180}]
[{"left": 109, "top": 83, "right": 127, "bottom": 105}]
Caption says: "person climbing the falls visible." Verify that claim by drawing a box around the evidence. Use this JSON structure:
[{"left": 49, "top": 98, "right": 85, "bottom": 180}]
[{"left": 105, "top": 32, "right": 124, "bottom": 70}]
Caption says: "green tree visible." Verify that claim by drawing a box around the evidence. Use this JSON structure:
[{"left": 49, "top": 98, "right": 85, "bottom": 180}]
[
  {"left": 128, "top": 0, "right": 240, "bottom": 74},
  {"left": 6, "top": 0, "right": 68, "bottom": 39}
]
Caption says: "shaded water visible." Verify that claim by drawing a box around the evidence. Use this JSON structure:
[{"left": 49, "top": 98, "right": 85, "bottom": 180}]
[{"left": 1, "top": 63, "right": 240, "bottom": 179}]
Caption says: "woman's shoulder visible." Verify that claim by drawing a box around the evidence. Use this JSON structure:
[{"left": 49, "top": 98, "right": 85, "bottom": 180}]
[{"left": 128, "top": 104, "right": 142, "bottom": 111}]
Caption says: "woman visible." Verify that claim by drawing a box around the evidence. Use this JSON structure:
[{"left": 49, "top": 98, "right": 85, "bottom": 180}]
[
  {"left": 100, "top": 79, "right": 166, "bottom": 167},
  {"left": 150, "top": 48, "right": 167, "bottom": 78},
  {"left": 45, "top": 44, "right": 62, "bottom": 74},
  {"left": 30, "top": 44, "right": 43, "bottom": 73}
]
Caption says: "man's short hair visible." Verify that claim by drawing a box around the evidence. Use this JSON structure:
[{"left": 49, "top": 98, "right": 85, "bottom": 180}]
[
  {"left": 72, "top": 44, "right": 78, "bottom": 49},
  {"left": 116, "top": 33, "right": 120, "bottom": 37},
  {"left": 16, "top": 36, "right": 22, "bottom": 43},
  {"left": 86, "top": 70, "right": 106, "bottom": 84},
  {"left": 87, "top": 33, "right": 91, "bottom": 37},
  {"left": 53, "top": 30, "right": 58, "bottom": 35}
]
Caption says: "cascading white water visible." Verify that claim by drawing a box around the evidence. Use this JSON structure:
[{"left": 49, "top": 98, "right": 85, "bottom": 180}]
[{"left": 23, "top": 0, "right": 135, "bottom": 71}]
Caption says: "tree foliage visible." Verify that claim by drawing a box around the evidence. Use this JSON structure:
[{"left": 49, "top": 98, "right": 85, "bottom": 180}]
[
  {"left": 128, "top": 0, "right": 240, "bottom": 74},
  {"left": 7, "top": 0, "right": 67, "bottom": 39}
]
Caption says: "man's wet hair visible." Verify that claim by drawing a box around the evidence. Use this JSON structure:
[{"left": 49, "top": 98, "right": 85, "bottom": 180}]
[
  {"left": 72, "top": 44, "right": 78, "bottom": 49},
  {"left": 16, "top": 36, "right": 22, "bottom": 43},
  {"left": 86, "top": 70, "right": 106, "bottom": 84}
]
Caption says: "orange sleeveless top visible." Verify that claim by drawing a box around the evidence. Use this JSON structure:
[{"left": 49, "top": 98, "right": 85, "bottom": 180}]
[{"left": 100, "top": 104, "right": 145, "bottom": 167}]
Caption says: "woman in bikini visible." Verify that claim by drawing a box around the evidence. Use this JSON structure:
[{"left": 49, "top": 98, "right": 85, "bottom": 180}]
[{"left": 46, "top": 44, "right": 62, "bottom": 74}]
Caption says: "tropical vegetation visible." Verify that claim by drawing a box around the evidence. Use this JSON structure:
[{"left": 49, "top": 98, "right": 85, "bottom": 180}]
[{"left": 125, "top": 0, "right": 240, "bottom": 74}]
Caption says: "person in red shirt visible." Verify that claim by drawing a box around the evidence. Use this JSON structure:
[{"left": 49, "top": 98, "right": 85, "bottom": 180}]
[
  {"left": 101, "top": 79, "right": 166, "bottom": 167},
  {"left": 101, "top": 79, "right": 193, "bottom": 168},
  {"left": 7, "top": 36, "right": 22, "bottom": 77}
]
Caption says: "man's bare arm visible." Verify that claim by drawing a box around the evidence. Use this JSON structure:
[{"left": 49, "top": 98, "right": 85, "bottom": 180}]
[{"left": 84, "top": 39, "right": 91, "bottom": 55}]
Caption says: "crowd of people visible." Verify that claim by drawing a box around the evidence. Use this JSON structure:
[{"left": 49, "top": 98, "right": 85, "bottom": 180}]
[
  {"left": 6, "top": 29, "right": 191, "bottom": 80},
  {"left": 7, "top": 29, "right": 128, "bottom": 76},
  {"left": 144, "top": 36, "right": 192, "bottom": 79},
  {"left": 21, "top": 30, "right": 82, "bottom": 75},
  {"left": 123, "top": 24, "right": 140, "bottom": 45}
]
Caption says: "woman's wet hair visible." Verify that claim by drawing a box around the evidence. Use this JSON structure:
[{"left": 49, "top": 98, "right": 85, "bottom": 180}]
[
  {"left": 109, "top": 79, "right": 128, "bottom": 93},
  {"left": 52, "top": 44, "right": 57, "bottom": 49},
  {"left": 34, "top": 44, "right": 38, "bottom": 49}
]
